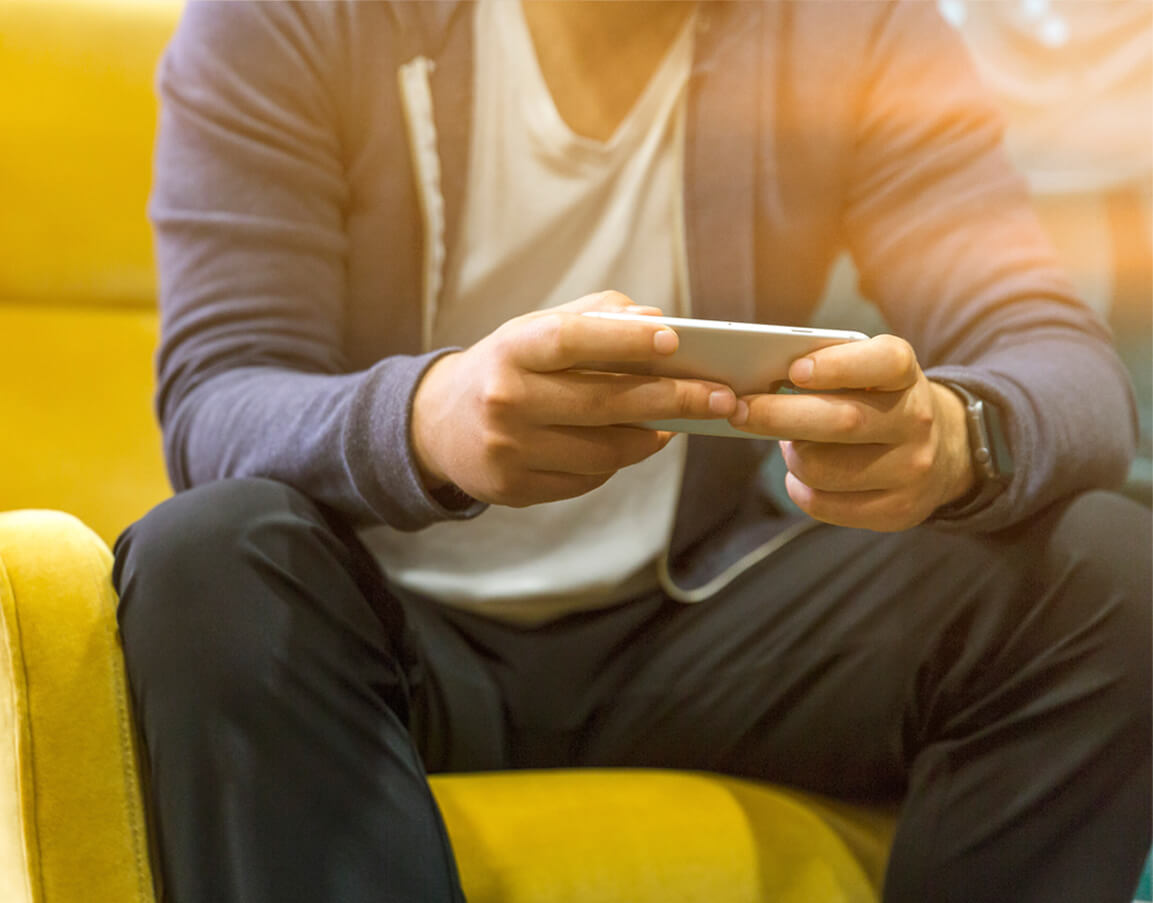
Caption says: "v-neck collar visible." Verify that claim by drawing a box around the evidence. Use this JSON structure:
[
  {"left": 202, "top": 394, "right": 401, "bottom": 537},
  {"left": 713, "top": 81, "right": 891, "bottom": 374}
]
[{"left": 500, "top": 0, "right": 698, "bottom": 155}]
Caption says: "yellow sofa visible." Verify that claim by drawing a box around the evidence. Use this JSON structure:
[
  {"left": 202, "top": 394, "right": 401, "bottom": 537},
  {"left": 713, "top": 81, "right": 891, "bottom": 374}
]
[{"left": 0, "top": 2, "right": 895, "bottom": 900}]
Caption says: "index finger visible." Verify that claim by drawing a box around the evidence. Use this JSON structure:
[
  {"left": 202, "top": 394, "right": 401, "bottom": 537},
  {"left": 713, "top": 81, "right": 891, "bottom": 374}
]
[
  {"left": 788, "top": 334, "right": 918, "bottom": 392},
  {"left": 507, "top": 309, "right": 680, "bottom": 373}
]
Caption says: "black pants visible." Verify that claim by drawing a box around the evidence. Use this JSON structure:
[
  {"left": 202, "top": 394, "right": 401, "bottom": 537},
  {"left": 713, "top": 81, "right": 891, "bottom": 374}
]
[{"left": 113, "top": 478, "right": 1151, "bottom": 903}]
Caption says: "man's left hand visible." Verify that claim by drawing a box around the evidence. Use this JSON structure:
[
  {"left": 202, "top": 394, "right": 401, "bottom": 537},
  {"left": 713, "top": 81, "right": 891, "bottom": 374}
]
[{"left": 729, "top": 334, "right": 975, "bottom": 531}]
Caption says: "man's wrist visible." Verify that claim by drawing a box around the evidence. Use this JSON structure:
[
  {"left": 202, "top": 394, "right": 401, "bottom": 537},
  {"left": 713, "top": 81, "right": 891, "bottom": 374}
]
[
  {"left": 931, "top": 380, "right": 978, "bottom": 508},
  {"left": 411, "top": 353, "right": 457, "bottom": 492}
]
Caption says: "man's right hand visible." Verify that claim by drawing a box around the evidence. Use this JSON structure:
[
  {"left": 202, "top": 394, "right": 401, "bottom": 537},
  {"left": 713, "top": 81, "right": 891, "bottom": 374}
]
[{"left": 411, "top": 291, "right": 739, "bottom": 507}]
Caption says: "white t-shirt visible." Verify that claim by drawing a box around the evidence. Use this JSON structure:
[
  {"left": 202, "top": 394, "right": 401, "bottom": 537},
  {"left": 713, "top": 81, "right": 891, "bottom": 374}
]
[{"left": 359, "top": 0, "right": 697, "bottom": 623}]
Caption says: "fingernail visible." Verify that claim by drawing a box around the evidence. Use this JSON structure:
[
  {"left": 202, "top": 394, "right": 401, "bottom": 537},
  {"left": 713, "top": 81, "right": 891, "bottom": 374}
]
[
  {"left": 791, "top": 358, "right": 814, "bottom": 384},
  {"left": 730, "top": 399, "right": 749, "bottom": 425},
  {"left": 653, "top": 328, "right": 678, "bottom": 354},
  {"left": 708, "top": 389, "right": 735, "bottom": 415}
]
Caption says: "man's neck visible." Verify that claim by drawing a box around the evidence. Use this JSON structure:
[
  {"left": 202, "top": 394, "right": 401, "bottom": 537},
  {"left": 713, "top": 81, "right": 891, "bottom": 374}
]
[{"left": 520, "top": 1, "right": 696, "bottom": 142}]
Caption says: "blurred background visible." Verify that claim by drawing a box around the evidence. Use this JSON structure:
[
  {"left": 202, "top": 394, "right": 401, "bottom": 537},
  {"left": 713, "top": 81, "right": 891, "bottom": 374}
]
[
  {"left": 953, "top": 0, "right": 1152, "bottom": 507},
  {"left": 813, "top": 0, "right": 1152, "bottom": 509}
]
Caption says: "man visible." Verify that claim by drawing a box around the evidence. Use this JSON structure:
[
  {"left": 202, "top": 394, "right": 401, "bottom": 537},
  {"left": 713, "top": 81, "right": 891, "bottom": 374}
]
[{"left": 113, "top": 2, "right": 1151, "bottom": 901}]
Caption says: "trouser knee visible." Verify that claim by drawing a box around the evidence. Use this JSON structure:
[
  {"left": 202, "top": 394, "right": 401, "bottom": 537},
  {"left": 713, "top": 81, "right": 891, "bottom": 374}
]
[
  {"left": 113, "top": 478, "right": 399, "bottom": 727},
  {"left": 1033, "top": 490, "right": 1151, "bottom": 659},
  {"left": 1020, "top": 490, "right": 1151, "bottom": 736}
]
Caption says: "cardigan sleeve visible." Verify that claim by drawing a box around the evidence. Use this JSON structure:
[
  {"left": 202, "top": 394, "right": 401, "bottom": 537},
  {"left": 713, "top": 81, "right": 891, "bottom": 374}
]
[
  {"left": 841, "top": 0, "right": 1138, "bottom": 532},
  {"left": 150, "top": 1, "right": 482, "bottom": 529}
]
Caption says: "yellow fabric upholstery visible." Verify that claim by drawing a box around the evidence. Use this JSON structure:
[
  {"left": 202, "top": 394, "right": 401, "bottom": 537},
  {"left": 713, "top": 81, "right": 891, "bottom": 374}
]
[
  {"left": 0, "top": 0, "right": 172, "bottom": 309},
  {"left": 0, "top": 0, "right": 896, "bottom": 899},
  {"left": 0, "top": 306, "right": 169, "bottom": 543},
  {"left": 0, "top": 0, "right": 175, "bottom": 544},
  {"left": 0, "top": 510, "right": 154, "bottom": 903},
  {"left": 436, "top": 770, "right": 891, "bottom": 902}
]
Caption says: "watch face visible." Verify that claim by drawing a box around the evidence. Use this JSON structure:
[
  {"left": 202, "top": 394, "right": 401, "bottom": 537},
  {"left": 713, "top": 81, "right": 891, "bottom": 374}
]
[
  {"left": 950, "top": 382, "right": 1013, "bottom": 486},
  {"left": 966, "top": 400, "right": 999, "bottom": 482},
  {"left": 974, "top": 445, "right": 997, "bottom": 479},
  {"left": 934, "top": 383, "right": 1012, "bottom": 518},
  {"left": 981, "top": 397, "right": 1014, "bottom": 483}
]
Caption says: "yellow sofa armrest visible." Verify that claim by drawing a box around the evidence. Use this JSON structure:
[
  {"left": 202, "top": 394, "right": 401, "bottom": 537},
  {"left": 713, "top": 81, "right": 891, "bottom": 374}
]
[{"left": 0, "top": 510, "right": 155, "bottom": 903}]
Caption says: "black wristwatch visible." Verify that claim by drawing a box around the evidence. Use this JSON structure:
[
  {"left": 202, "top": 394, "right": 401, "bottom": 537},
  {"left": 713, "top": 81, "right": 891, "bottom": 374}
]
[{"left": 934, "top": 381, "right": 1014, "bottom": 519}]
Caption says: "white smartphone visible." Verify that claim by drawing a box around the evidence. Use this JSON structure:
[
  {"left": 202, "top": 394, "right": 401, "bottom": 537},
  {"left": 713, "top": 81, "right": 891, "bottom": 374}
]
[{"left": 578, "top": 312, "right": 869, "bottom": 439}]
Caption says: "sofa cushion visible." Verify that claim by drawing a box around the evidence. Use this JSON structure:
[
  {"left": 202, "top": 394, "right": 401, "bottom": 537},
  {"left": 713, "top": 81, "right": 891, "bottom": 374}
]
[{"left": 0, "top": 0, "right": 180, "bottom": 309}]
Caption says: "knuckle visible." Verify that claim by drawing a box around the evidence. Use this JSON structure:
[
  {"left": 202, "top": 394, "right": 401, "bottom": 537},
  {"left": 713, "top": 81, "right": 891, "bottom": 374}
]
[
  {"left": 745, "top": 396, "right": 773, "bottom": 430},
  {"left": 506, "top": 310, "right": 538, "bottom": 330},
  {"left": 659, "top": 381, "right": 695, "bottom": 418},
  {"left": 487, "top": 469, "right": 523, "bottom": 505},
  {"left": 530, "top": 312, "right": 570, "bottom": 361},
  {"left": 479, "top": 427, "right": 518, "bottom": 469},
  {"left": 551, "top": 315, "right": 580, "bottom": 359},
  {"left": 912, "top": 397, "right": 935, "bottom": 431},
  {"left": 838, "top": 404, "right": 865, "bottom": 434},
  {"left": 908, "top": 446, "right": 935, "bottom": 478},
  {"left": 676, "top": 385, "right": 700, "bottom": 418},
  {"left": 479, "top": 371, "right": 522, "bottom": 413},
  {"left": 887, "top": 336, "right": 917, "bottom": 380}
]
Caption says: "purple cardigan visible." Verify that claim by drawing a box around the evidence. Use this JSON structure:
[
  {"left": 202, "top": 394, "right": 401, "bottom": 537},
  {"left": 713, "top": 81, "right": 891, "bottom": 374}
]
[{"left": 149, "top": 1, "right": 1136, "bottom": 594}]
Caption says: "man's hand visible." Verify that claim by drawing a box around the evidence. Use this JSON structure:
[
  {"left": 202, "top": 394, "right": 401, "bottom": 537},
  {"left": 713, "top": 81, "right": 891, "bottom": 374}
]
[
  {"left": 411, "top": 292, "right": 739, "bottom": 507},
  {"left": 729, "top": 334, "right": 975, "bottom": 531}
]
